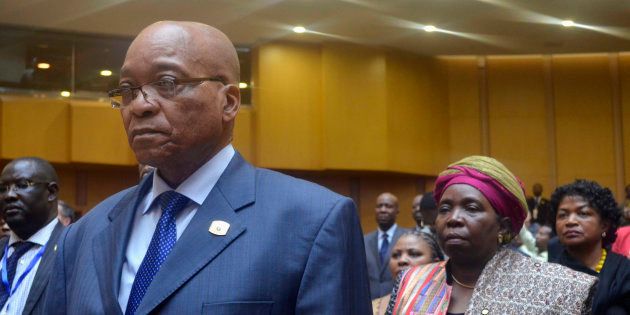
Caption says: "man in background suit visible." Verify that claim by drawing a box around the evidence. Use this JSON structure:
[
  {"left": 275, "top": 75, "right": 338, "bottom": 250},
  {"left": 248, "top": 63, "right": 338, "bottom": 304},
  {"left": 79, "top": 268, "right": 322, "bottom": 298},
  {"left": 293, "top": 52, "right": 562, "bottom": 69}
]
[
  {"left": 0, "top": 157, "right": 64, "bottom": 314},
  {"left": 527, "top": 183, "right": 551, "bottom": 227},
  {"left": 45, "top": 21, "right": 370, "bottom": 314},
  {"left": 364, "top": 192, "right": 409, "bottom": 299}
]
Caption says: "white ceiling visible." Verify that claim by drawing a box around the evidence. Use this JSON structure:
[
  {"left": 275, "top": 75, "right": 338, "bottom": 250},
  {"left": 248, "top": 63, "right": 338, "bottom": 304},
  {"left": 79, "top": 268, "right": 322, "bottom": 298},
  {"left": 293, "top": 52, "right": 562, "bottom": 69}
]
[{"left": 1, "top": 0, "right": 630, "bottom": 55}]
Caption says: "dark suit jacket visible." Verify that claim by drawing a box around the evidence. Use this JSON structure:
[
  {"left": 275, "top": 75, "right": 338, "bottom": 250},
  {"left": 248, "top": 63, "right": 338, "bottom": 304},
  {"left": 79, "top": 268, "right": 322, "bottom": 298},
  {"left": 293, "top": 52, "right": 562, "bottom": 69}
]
[
  {"left": 45, "top": 153, "right": 371, "bottom": 314},
  {"left": 364, "top": 225, "right": 409, "bottom": 299},
  {"left": 0, "top": 220, "right": 64, "bottom": 315}
]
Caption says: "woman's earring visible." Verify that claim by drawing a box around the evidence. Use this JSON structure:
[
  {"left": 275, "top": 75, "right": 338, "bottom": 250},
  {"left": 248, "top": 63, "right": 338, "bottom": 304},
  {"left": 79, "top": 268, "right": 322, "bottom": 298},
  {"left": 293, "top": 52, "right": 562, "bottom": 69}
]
[
  {"left": 497, "top": 233, "right": 504, "bottom": 244},
  {"left": 602, "top": 231, "right": 607, "bottom": 238}
]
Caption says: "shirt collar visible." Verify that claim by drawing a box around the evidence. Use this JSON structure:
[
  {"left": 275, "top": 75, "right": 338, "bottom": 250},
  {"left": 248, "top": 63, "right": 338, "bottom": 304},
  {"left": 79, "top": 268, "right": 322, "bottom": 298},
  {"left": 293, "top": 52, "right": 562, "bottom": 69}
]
[
  {"left": 144, "top": 144, "right": 235, "bottom": 214},
  {"left": 8, "top": 218, "right": 59, "bottom": 247},
  {"left": 378, "top": 224, "right": 398, "bottom": 238}
]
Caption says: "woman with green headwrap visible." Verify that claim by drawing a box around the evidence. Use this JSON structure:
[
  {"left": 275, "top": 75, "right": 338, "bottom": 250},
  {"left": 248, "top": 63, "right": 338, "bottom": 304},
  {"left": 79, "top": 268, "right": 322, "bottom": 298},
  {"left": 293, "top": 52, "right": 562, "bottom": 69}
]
[{"left": 386, "top": 156, "right": 597, "bottom": 315}]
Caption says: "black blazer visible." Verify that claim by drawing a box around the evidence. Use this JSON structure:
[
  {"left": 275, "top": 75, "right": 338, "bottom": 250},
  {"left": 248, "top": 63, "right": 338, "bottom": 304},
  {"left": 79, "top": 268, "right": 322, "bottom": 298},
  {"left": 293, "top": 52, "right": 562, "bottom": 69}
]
[{"left": 0, "top": 220, "right": 64, "bottom": 315}]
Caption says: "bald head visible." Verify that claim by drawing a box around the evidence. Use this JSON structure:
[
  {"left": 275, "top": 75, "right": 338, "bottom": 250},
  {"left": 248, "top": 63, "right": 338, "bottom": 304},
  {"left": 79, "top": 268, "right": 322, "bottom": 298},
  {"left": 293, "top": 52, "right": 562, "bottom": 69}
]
[
  {"left": 125, "top": 21, "right": 240, "bottom": 83},
  {"left": 4, "top": 157, "right": 58, "bottom": 183}
]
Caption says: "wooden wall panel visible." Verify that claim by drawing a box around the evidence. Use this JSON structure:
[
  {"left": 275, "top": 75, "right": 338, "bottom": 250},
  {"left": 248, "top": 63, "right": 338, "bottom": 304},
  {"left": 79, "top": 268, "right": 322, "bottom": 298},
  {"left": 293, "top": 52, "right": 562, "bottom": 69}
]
[
  {"left": 1, "top": 96, "right": 70, "bottom": 162},
  {"left": 70, "top": 100, "right": 136, "bottom": 165},
  {"left": 255, "top": 43, "right": 323, "bottom": 170},
  {"left": 322, "top": 43, "right": 388, "bottom": 170},
  {"left": 444, "top": 57, "right": 481, "bottom": 162},
  {"left": 385, "top": 51, "right": 449, "bottom": 175},
  {"left": 486, "top": 56, "right": 550, "bottom": 194},
  {"left": 553, "top": 55, "right": 616, "bottom": 190},
  {"left": 620, "top": 53, "right": 630, "bottom": 195}
]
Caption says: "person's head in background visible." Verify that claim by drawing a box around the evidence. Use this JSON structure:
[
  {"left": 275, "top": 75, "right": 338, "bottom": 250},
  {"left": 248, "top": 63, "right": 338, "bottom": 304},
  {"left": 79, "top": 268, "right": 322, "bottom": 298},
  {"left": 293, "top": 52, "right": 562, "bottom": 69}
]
[
  {"left": 375, "top": 192, "right": 399, "bottom": 231},
  {"left": 420, "top": 191, "right": 438, "bottom": 228},
  {"left": 535, "top": 225, "right": 553, "bottom": 253},
  {"left": 533, "top": 183, "right": 543, "bottom": 198},
  {"left": 0, "top": 218, "right": 9, "bottom": 237},
  {"left": 0, "top": 157, "right": 59, "bottom": 240},
  {"left": 138, "top": 163, "right": 156, "bottom": 180},
  {"left": 57, "top": 200, "right": 79, "bottom": 226},
  {"left": 551, "top": 179, "right": 619, "bottom": 253},
  {"left": 389, "top": 230, "right": 444, "bottom": 277},
  {"left": 411, "top": 194, "right": 423, "bottom": 228}
]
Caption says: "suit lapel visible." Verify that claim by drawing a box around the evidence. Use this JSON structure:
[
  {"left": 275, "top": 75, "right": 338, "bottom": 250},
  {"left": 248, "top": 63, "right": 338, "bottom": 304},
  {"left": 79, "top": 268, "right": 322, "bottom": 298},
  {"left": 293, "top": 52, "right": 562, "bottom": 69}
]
[
  {"left": 368, "top": 232, "right": 380, "bottom": 268},
  {"left": 22, "top": 221, "right": 64, "bottom": 314},
  {"left": 92, "top": 176, "right": 152, "bottom": 315},
  {"left": 136, "top": 153, "right": 255, "bottom": 315}
]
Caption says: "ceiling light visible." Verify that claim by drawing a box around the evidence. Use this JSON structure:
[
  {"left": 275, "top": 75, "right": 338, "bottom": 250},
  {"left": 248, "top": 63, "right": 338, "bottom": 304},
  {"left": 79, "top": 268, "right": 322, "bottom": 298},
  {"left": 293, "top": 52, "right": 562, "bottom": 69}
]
[
  {"left": 238, "top": 82, "right": 248, "bottom": 89},
  {"left": 60, "top": 91, "right": 71, "bottom": 97},
  {"left": 293, "top": 26, "right": 306, "bottom": 33},
  {"left": 424, "top": 25, "right": 436, "bottom": 32},
  {"left": 561, "top": 20, "right": 574, "bottom": 27},
  {"left": 37, "top": 63, "right": 50, "bottom": 69},
  {"left": 100, "top": 70, "right": 112, "bottom": 77}
]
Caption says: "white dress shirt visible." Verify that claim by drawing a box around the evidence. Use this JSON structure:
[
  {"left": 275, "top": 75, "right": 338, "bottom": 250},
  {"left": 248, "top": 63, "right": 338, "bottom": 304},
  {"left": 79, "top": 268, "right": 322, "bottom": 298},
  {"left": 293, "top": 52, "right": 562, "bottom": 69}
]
[
  {"left": 0, "top": 218, "right": 59, "bottom": 315},
  {"left": 377, "top": 224, "right": 398, "bottom": 251},
  {"left": 118, "top": 145, "right": 235, "bottom": 310}
]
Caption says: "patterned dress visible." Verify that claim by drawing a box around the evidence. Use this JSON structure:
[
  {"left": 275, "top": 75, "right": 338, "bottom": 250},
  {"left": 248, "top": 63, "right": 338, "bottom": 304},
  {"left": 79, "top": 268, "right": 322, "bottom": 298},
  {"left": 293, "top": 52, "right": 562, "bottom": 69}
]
[{"left": 388, "top": 248, "right": 597, "bottom": 315}]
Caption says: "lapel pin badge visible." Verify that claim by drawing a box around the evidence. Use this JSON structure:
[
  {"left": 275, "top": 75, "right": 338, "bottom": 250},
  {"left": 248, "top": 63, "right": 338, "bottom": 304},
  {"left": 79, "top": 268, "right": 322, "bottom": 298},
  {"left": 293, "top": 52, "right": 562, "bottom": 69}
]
[
  {"left": 53, "top": 244, "right": 58, "bottom": 252},
  {"left": 209, "top": 220, "right": 230, "bottom": 236}
]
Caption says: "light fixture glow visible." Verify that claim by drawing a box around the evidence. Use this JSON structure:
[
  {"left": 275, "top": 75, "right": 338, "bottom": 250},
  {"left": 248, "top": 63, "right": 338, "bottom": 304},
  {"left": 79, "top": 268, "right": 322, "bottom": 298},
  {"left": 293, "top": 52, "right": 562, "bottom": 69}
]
[
  {"left": 424, "top": 25, "right": 436, "bottom": 32},
  {"left": 238, "top": 82, "right": 248, "bottom": 89},
  {"left": 561, "top": 20, "right": 574, "bottom": 27},
  {"left": 37, "top": 63, "right": 50, "bottom": 69},
  {"left": 100, "top": 70, "right": 112, "bottom": 77},
  {"left": 60, "top": 91, "right": 71, "bottom": 97},
  {"left": 293, "top": 26, "right": 306, "bottom": 33}
]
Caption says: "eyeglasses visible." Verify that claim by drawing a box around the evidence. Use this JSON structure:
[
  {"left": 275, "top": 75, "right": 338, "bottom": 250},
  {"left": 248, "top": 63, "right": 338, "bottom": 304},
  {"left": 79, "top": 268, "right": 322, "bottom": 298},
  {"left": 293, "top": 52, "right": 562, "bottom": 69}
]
[
  {"left": 0, "top": 179, "right": 49, "bottom": 194},
  {"left": 107, "top": 77, "right": 226, "bottom": 109}
]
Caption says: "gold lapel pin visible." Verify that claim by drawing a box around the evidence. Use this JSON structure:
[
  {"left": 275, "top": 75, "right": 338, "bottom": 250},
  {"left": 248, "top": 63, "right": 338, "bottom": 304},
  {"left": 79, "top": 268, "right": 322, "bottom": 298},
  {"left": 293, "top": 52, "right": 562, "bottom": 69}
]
[{"left": 208, "top": 220, "right": 230, "bottom": 236}]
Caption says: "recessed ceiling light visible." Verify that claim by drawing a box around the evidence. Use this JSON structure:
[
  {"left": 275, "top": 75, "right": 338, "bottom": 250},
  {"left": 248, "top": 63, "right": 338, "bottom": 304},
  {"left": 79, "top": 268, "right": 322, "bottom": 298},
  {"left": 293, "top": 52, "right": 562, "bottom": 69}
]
[
  {"left": 238, "top": 82, "right": 248, "bottom": 89},
  {"left": 561, "top": 20, "right": 574, "bottom": 27},
  {"left": 293, "top": 26, "right": 306, "bottom": 33},
  {"left": 100, "top": 70, "right": 113, "bottom": 77},
  {"left": 60, "top": 91, "right": 71, "bottom": 97},
  {"left": 37, "top": 63, "right": 50, "bottom": 69},
  {"left": 424, "top": 25, "right": 436, "bottom": 32}
]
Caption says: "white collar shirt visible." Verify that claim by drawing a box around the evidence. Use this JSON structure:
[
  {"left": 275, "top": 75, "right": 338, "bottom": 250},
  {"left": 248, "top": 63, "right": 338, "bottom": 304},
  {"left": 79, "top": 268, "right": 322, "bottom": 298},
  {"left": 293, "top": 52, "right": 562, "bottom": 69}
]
[
  {"left": 0, "top": 218, "right": 59, "bottom": 315},
  {"left": 118, "top": 144, "right": 235, "bottom": 310},
  {"left": 377, "top": 224, "right": 397, "bottom": 251}
]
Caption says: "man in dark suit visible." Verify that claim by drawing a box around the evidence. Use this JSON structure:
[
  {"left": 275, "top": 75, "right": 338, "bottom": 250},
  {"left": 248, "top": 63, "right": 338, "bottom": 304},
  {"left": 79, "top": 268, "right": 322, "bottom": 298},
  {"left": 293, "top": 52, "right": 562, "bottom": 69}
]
[
  {"left": 0, "top": 157, "right": 65, "bottom": 315},
  {"left": 45, "top": 21, "right": 370, "bottom": 314},
  {"left": 527, "top": 183, "right": 551, "bottom": 227},
  {"left": 364, "top": 192, "right": 409, "bottom": 299}
]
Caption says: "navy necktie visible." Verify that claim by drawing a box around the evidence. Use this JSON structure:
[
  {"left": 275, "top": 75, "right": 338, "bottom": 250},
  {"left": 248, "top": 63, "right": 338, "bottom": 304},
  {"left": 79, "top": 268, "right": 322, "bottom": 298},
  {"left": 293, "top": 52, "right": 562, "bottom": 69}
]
[
  {"left": 125, "top": 191, "right": 189, "bottom": 315},
  {"left": 0, "top": 241, "right": 36, "bottom": 308},
  {"left": 379, "top": 233, "right": 390, "bottom": 265}
]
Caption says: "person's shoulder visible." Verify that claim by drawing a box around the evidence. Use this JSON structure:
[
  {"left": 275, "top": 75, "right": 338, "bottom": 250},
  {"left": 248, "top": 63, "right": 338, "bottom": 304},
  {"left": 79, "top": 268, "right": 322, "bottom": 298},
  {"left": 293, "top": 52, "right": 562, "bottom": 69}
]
[
  {"left": 507, "top": 250, "right": 597, "bottom": 286},
  {"left": 254, "top": 167, "right": 346, "bottom": 202},
  {"left": 70, "top": 185, "right": 138, "bottom": 232}
]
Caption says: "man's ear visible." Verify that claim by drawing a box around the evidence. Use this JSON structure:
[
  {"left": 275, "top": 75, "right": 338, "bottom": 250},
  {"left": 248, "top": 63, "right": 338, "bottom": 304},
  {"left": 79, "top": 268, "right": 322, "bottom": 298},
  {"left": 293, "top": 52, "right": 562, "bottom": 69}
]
[
  {"left": 47, "top": 181, "right": 59, "bottom": 202},
  {"left": 222, "top": 84, "right": 240, "bottom": 122}
]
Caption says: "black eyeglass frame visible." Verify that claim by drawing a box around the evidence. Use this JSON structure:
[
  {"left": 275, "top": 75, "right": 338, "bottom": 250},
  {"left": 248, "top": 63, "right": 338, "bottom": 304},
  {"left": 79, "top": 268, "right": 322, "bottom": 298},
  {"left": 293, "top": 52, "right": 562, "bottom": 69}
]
[{"left": 107, "top": 77, "right": 226, "bottom": 109}]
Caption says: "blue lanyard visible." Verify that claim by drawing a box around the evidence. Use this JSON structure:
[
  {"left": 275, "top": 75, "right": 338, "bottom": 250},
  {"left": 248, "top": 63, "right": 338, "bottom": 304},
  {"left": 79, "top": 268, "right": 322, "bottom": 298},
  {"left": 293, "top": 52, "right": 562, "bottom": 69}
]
[{"left": 1, "top": 242, "right": 46, "bottom": 296}]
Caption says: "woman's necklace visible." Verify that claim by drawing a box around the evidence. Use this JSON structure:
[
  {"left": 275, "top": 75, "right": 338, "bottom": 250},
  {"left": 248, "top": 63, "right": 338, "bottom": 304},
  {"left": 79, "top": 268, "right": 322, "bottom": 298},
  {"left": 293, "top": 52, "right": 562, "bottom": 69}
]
[
  {"left": 452, "top": 274, "right": 476, "bottom": 289},
  {"left": 595, "top": 248, "right": 607, "bottom": 273}
]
